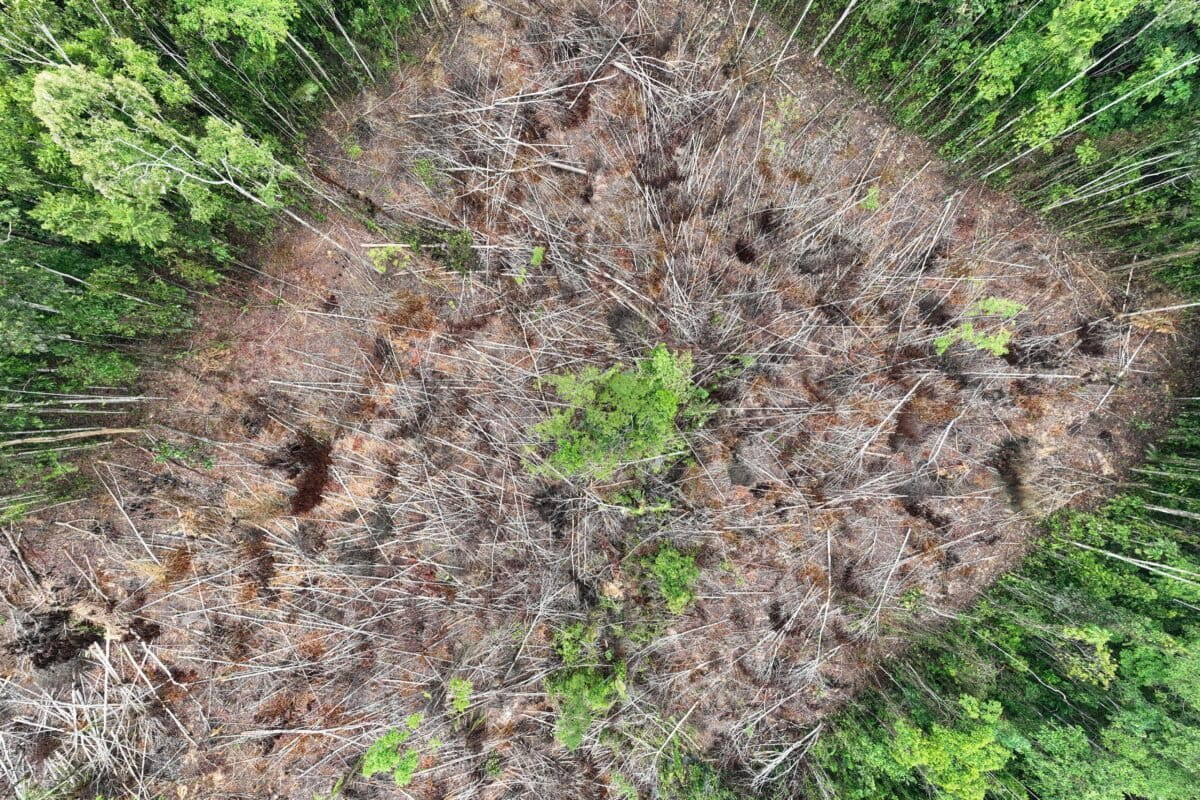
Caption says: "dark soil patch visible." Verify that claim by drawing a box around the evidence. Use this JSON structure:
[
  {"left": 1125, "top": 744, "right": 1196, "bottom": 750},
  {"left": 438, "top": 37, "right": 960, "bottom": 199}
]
[
  {"left": 4, "top": 611, "right": 104, "bottom": 669},
  {"left": 265, "top": 433, "right": 334, "bottom": 513},
  {"left": 992, "top": 437, "right": 1031, "bottom": 510}
]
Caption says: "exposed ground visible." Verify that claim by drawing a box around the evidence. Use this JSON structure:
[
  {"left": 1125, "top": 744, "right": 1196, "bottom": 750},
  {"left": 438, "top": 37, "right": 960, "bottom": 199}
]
[{"left": 0, "top": 1, "right": 1185, "bottom": 797}]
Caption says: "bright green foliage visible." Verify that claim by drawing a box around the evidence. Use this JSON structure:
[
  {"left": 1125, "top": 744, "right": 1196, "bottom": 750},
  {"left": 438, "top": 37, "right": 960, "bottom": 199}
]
[
  {"left": 368, "top": 245, "right": 412, "bottom": 274},
  {"left": 553, "top": 622, "right": 597, "bottom": 667},
  {"left": 31, "top": 65, "right": 291, "bottom": 240},
  {"left": 1057, "top": 625, "right": 1119, "bottom": 688},
  {"left": 971, "top": 297, "right": 1025, "bottom": 318},
  {"left": 546, "top": 663, "right": 627, "bottom": 751},
  {"left": 812, "top": 696, "right": 1015, "bottom": 800},
  {"left": 934, "top": 296, "right": 1025, "bottom": 357},
  {"left": 174, "top": 0, "right": 299, "bottom": 57},
  {"left": 645, "top": 543, "right": 700, "bottom": 614},
  {"left": 362, "top": 713, "right": 424, "bottom": 786},
  {"left": 532, "top": 345, "right": 710, "bottom": 480},
  {"left": 859, "top": 185, "right": 881, "bottom": 211},
  {"left": 891, "top": 696, "right": 1012, "bottom": 800},
  {"left": 446, "top": 677, "right": 472, "bottom": 715},
  {"left": 934, "top": 322, "right": 1014, "bottom": 357},
  {"left": 547, "top": 621, "right": 626, "bottom": 750}
]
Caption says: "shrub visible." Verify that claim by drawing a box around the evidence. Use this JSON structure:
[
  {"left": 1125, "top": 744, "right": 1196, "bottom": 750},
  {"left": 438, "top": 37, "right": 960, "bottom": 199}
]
[
  {"left": 532, "top": 344, "right": 710, "bottom": 480},
  {"left": 546, "top": 663, "right": 626, "bottom": 750},
  {"left": 547, "top": 622, "right": 626, "bottom": 750},
  {"left": 411, "top": 157, "right": 443, "bottom": 190},
  {"left": 362, "top": 713, "right": 424, "bottom": 786},
  {"left": 646, "top": 543, "right": 700, "bottom": 614},
  {"left": 440, "top": 228, "right": 478, "bottom": 274},
  {"left": 553, "top": 622, "right": 597, "bottom": 666},
  {"left": 934, "top": 296, "right": 1025, "bottom": 357},
  {"left": 447, "top": 677, "right": 473, "bottom": 715},
  {"left": 658, "top": 746, "right": 740, "bottom": 800}
]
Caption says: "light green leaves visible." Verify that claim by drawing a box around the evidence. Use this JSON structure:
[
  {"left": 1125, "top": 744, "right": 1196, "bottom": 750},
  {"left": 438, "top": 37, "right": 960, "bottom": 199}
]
[
  {"left": 30, "top": 64, "right": 290, "bottom": 245},
  {"left": 447, "top": 677, "right": 473, "bottom": 715},
  {"left": 1041, "top": 0, "right": 1141, "bottom": 72},
  {"left": 860, "top": 185, "right": 882, "bottom": 211},
  {"left": 33, "top": 66, "right": 180, "bottom": 212},
  {"left": 891, "top": 696, "right": 1013, "bottom": 800},
  {"left": 30, "top": 192, "right": 173, "bottom": 247},
  {"left": 546, "top": 663, "right": 626, "bottom": 750},
  {"left": 174, "top": 0, "right": 299, "bottom": 58},
  {"left": 934, "top": 296, "right": 1025, "bottom": 357},
  {"left": 645, "top": 543, "right": 700, "bottom": 614},
  {"left": 531, "top": 344, "right": 710, "bottom": 481},
  {"left": 362, "top": 713, "right": 424, "bottom": 786}
]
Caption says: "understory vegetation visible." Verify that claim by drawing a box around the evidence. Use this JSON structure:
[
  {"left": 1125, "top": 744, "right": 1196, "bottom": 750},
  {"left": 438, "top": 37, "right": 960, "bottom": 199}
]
[
  {"left": 531, "top": 344, "right": 710, "bottom": 481},
  {"left": 0, "top": 1, "right": 1197, "bottom": 799}
]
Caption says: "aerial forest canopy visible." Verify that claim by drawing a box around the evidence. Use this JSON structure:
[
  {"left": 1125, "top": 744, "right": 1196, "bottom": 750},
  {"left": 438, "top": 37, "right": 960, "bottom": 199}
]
[{"left": 0, "top": 1, "right": 1196, "bottom": 799}]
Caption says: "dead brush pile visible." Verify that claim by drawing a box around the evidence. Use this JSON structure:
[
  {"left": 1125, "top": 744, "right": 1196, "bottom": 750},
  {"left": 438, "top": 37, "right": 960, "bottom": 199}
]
[{"left": 0, "top": 1, "right": 1181, "bottom": 797}]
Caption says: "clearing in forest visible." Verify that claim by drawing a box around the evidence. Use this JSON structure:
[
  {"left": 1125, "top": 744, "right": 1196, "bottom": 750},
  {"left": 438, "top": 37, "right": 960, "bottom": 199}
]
[{"left": 0, "top": 1, "right": 1184, "bottom": 797}]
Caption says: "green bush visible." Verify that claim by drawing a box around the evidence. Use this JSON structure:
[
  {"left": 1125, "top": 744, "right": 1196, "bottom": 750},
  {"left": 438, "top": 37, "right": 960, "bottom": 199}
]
[
  {"left": 546, "top": 663, "right": 626, "bottom": 751},
  {"left": 531, "top": 344, "right": 710, "bottom": 480},
  {"left": 362, "top": 713, "right": 424, "bottom": 786},
  {"left": 446, "top": 677, "right": 472, "bottom": 715},
  {"left": 646, "top": 543, "right": 700, "bottom": 614},
  {"left": 553, "top": 622, "right": 597, "bottom": 666},
  {"left": 934, "top": 296, "right": 1025, "bottom": 357},
  {"left": 546, "top": 622, "right": 626, "bottom": 750},
  {"left": 658, "top": 746, "right": 740, "bottom": 800}
]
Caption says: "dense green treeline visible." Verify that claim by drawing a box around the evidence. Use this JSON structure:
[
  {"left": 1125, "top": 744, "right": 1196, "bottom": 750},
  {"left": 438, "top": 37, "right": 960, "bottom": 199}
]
[
  {"left": 774, "top": 0, "right": 1199, "bottom": 287},
  {"left": 0, "top": 0, "right": 423, "bottom": 463},
  {"left": 804, "top": 408, "right": 1200, "bottom": 800}
]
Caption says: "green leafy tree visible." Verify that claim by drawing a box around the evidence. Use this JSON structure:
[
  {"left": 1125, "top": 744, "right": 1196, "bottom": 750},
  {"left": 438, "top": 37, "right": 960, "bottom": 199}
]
[
  {"left": 891, "top": 696, "right": 1013, "bottom": 800},
  {"left": 532, "top": 344, "right": 710, "bottom": 480},
  {"left": 174, "top": 0, "right": 299, "bottom": 58},
  {"left": 31, "top": 64, "right": 291, "bottom": 244}
]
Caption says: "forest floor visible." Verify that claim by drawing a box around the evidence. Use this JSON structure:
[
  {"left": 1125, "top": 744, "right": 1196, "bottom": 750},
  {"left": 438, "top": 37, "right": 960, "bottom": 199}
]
[{"left": 1, "top": 1, "right": 1190, "bottom": 798}]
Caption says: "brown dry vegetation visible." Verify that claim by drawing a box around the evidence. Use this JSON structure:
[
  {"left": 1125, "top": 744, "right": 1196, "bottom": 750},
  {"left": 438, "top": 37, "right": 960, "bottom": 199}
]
[{"left": 0, "top": 1, "right": 1185, "bottom": 797}]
